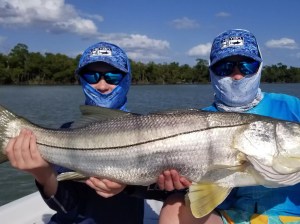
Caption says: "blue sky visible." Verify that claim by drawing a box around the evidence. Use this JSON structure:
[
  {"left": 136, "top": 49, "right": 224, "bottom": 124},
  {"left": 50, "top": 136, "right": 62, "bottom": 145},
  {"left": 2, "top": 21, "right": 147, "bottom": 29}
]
[{"left": 0, "top": 0, "right": 299, "bottom": 67}]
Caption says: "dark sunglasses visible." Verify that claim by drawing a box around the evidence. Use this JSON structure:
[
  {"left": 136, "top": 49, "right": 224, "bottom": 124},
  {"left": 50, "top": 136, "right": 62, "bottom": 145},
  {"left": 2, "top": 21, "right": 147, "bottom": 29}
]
[
  {"left": 81, "top": 72, "right": 125, "bottom": 85},
  {"left": 211, "top": 60, "right": 260, "bottom": 77}
]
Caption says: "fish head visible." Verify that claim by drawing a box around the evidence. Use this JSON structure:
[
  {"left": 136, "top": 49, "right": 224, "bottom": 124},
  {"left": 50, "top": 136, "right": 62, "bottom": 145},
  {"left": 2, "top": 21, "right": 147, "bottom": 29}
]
[
  {"left": 270, "top": 122, "right": 300, "bottom": 175},
  {"left": 276, "top": 122, "right": 300, "bottom": 156},
  {"left": 234, "top": 121, "right": 277, "bottom": 166}
]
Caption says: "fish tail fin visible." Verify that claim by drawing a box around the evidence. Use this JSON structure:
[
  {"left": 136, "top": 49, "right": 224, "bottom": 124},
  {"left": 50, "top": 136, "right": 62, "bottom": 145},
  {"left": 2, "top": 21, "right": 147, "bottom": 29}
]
[
  {"left": 0, "top": 105, "right": 19, "bottom": 164},
  {"left": 186, "top": 182, "right": 232, "bottom": 218}
]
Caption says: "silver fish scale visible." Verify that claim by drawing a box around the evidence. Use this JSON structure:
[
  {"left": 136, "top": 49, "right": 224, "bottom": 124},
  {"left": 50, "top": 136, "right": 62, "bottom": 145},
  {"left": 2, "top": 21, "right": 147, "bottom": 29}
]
[
  {"left": 35, "top": 111, "right": 249, "bottom": 185},
  {"left": 32, "top": 110, "right": 259, "bottom": 150}
]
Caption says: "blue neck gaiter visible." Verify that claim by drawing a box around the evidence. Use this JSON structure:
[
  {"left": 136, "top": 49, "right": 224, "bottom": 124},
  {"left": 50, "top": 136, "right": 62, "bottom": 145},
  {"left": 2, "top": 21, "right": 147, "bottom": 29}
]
[
  {"left": 210, "top": 63, "right": 264, "bottom": 112},
  {"left": 80, "top": 63, "right": 131, "bottom": 112}
]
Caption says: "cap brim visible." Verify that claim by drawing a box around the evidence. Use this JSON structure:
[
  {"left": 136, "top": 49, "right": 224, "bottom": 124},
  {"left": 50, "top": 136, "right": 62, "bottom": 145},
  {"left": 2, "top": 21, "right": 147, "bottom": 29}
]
[
  {"left": 76, "top": 56, "right": 129, "bottom": 75},
  {"left": 211, "top": 50, "right": 262, "bottom": 66}
]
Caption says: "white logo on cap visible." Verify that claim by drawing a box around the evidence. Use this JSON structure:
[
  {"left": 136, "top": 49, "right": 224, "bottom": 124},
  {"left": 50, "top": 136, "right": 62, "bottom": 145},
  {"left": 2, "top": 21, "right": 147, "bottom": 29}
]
[
  {"left": 221, "top": 37, "right": 244, "bottom": 49},
  {"left": 91, "top": 47, "right": 112, "bottom": 57}
]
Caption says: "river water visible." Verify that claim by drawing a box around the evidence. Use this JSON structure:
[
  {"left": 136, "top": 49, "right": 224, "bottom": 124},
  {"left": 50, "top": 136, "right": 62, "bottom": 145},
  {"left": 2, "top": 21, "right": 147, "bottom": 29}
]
[{"left": 0, "top": 83, "right": 299, "bottom": 206}]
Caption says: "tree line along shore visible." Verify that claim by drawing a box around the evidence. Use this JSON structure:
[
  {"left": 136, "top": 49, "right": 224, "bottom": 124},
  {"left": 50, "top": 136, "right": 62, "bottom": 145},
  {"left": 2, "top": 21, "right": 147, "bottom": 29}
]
[{"left": 1, "top": 43, "right": 300, "bottom": 85}]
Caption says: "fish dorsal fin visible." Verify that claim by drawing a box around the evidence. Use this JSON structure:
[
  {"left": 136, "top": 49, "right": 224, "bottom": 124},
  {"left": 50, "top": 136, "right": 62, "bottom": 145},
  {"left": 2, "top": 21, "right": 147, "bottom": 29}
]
[
  {"left": 149, "top": 108, "right": 199, "bottom": 115},
  {"left": 71, "top": 105, "right": 133, "bottom": 128},
  {"left": 57, "top": 171, "right": 88, "bottom": 182},
  {"left": 80, "top": 105, "right": 131, "bottom": 119},
  {"left": 186, "top": 183, "right": 232, "bottom": 218}
]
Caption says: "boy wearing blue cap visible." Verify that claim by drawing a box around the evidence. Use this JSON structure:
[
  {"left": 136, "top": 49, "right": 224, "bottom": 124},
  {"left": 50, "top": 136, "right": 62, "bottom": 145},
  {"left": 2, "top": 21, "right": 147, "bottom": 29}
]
[
  {"left": 77, "top": 42, "right": 131, "bottom": 110},
  {"left": 5, "top": 42, "right": 143, "bottom": 224},
  {"left": 159, "top": 29, "right": 300, "bottom": 224}
]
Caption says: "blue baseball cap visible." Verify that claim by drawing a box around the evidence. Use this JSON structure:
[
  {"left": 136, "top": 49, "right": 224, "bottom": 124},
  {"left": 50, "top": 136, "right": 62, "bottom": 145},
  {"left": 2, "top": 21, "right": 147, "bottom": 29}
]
[
  {"left": 210, "top": 29, "right": 262, "bottom": 66},
  {"left": 76, "top": 42, "right": 129, "bottom": 74}
]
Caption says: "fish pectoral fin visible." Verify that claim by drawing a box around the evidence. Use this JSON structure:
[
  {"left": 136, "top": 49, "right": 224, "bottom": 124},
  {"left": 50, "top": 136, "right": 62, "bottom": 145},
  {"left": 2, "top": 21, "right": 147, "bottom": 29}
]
[
  {"left": 186, "top": 183, "right": 232, "bottom": 218},
  {"left": 272, "top": 156, "right": 300, "bottom": 174},
  {"left": 57, "top": 172, "right": 88, "bottom": 182}
]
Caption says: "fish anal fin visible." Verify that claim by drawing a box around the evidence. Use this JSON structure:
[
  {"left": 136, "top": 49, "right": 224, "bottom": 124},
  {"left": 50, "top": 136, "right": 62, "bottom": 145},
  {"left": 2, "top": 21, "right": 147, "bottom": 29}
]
[
  {"left": 186, "top": 183, "right": 232, "bottom": 218},
  {"left": 57, "top": 171, "right": 88, "bottom": 182}
]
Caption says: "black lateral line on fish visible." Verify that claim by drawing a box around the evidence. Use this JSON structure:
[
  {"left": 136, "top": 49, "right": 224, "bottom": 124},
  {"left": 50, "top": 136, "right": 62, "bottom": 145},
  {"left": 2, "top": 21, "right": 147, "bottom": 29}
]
[{"left": 36, "top": 122, "right": 249, "bottom": 150}]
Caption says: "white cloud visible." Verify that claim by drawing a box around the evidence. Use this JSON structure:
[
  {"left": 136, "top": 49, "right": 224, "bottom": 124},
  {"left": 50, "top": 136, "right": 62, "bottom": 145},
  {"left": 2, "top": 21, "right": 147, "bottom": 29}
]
[
  {"left": 98, "top": 33, "right": 170, "bottom": 63},
  {"left": 170, "top": 17, "right": 199, "bottom": 29},
  {"left": 265, "top": 38, "right": 298, "bottom": 49},
  {"left": 0, "top": 0, "right": 99, "bottom": 36},
  {"left": 85, "top": 14, "right": 104, "bottom": 23},
  {"left": 49, "top": 18, "right": 97, "bottom": 36},
  {"left": 128, "top": 51, "right": 168, "bottom": 62},
  {"left": 116, "top": 34, "right": 170, "bottom": 50},
  {"left": 187, "top": 42, "right": 212, "bottom": 57},
  {"left": 215, "top": 12, "right": 231, "bottom": 17}
]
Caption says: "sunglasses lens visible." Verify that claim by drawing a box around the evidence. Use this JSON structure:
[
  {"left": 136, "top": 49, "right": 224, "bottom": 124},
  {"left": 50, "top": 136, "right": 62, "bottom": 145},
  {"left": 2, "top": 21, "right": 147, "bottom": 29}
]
[
  {"left": 104, "top": 73, "right": 124, "bottom": 85},
  {"left": 81, "top": 72, "right": 124, "bottom": 85},
  {"left": 213, "top": 62, "right": 235, "bottom": 76},
  {"left": 212, "top": 60, "right": 260, "bottom": 76},
  {"left": 239, "top": 61, "right": 260, "bottom": 75},
  {"left": 81, "top": 73, "right": 100, "bottom": 84}
]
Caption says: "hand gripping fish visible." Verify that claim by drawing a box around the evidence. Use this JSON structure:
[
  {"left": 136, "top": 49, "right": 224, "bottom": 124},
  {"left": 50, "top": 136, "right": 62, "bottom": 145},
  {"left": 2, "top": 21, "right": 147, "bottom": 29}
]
[{"left": 1, "top": 105, "right": 300, "bottom": 218}]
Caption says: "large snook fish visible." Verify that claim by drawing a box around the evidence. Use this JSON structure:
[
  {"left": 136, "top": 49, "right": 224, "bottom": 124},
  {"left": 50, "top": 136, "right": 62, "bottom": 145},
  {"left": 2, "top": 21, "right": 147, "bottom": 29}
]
[{"left": 1, "top": 104, "right": 300, "bottom": 218}]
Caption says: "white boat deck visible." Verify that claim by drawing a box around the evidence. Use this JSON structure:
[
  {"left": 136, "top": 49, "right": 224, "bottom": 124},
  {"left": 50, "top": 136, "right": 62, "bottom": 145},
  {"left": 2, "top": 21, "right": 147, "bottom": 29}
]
[{"left": 0, "top": 192, "right": 55, "bottom": 224}]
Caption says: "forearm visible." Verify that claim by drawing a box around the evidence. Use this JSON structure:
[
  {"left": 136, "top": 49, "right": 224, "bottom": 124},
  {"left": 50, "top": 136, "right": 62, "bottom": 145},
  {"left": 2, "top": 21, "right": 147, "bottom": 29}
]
[{"left": 34, "top": 167, "right": 58, "bottom": 197}]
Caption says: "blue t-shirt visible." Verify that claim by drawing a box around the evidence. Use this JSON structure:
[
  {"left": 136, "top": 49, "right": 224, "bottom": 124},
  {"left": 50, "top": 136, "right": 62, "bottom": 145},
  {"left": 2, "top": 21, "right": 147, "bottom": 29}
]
[{"left": 202, "top": 92, "right": 300, "bottom": 216}]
